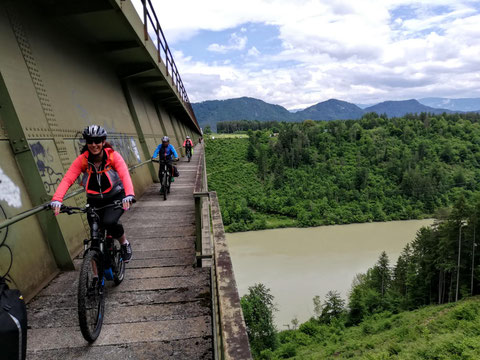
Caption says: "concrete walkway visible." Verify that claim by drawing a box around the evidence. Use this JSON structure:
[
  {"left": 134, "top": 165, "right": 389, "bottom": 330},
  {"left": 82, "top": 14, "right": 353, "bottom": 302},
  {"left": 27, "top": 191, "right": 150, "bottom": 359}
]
[{"left": 27, "top": 152, "right": 213, "bottom": 359}]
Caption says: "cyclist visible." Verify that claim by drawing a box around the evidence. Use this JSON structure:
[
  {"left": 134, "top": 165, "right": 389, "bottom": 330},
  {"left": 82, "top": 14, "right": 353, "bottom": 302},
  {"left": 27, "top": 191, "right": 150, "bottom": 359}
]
[
  {"left": 152, "top": 136, "right": 179, "bottom": 184},
  {"left": 183, "top": 135, "right": 193, "bottom": 158},
  {"left": 50, "top": 125, "right": 135, "bottom": 262}
]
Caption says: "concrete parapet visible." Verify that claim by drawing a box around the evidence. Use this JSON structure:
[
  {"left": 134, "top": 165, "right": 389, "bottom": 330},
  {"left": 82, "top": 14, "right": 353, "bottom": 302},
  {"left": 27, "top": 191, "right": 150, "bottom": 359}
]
[{"left": 210, "top": 192, "right": 253, "bottom": 359}]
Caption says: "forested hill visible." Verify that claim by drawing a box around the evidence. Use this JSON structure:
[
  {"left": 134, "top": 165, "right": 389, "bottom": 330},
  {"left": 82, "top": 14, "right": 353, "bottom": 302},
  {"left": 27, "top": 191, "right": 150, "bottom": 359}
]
[
  {"left": 298, "top": 99, "right": 364, "bottom": 120},
  {"left": 192, "top": 97, "right": 293, "bottom": 131},
  {"left": 419, "top": 97, "right": 480, "bottom": 112},
  {"left": 364, "top": 99, "right": 451, "bottom": 118},
  {"left": 205, "top": 112, "right": 480, "bottom": 232},
  {"left": 193, "top": 97, "right": 466, "bottom": 130}
]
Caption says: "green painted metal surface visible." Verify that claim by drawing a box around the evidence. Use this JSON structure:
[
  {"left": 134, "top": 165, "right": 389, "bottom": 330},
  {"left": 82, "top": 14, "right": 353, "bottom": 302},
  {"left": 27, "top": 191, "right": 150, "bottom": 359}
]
[{"left": 0, "top": 0, "right": 200, "bottom": 298}]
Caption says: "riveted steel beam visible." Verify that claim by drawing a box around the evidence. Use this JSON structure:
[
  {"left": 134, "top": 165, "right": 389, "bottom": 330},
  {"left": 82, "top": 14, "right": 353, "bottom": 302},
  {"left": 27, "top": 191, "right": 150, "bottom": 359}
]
[
  {"left": 121, "top": 79, "right": 158, "bottom": 181},
  {"left": 101, "top": 40, "right": 140, "bottom": 52},
  {"left": 0, "top": 72, "right": 74, "bottom": 270}
]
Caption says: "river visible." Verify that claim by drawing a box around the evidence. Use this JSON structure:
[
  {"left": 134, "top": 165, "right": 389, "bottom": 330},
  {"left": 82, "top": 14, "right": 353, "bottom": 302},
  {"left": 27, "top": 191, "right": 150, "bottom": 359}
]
[{"left": 227, "top": 219, "right": 434, "bottom": 327}]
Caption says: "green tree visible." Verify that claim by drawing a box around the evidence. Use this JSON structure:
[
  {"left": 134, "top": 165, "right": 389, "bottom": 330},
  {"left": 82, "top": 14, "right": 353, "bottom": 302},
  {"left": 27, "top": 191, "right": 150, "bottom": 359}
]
[
  {"left": 241, "top": 283, "right": 278, "bottom": 356},
  {"left": 371, "top": 251, "right": 391, "bottom": 297},
  {"left": 312, "top": 295, "right": 322, "bottom": 320},
  {"left": 320, "top": 290, "right": 346, "bottom": 324}
]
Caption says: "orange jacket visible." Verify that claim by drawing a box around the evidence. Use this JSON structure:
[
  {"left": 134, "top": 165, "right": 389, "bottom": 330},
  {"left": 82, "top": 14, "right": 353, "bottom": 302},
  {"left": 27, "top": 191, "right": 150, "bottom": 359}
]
[{"left": 52, "top": 148, "right": 134, "bottom": 202}]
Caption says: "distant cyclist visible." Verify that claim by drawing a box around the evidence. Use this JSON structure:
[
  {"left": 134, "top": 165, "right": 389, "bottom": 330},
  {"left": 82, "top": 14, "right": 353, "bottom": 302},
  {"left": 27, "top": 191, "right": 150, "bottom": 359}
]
[
  {"left": 152, "top": 136, "right": 179, "bottom": 182},
  {"left": 50, "top": 125, "right": 135, "bottom": 262},
  {"left": 183, "top": 136, "right": 194, "bottom": 148},
  {"left": 183, "top": 136, "right": 193, "bottom": 159}
]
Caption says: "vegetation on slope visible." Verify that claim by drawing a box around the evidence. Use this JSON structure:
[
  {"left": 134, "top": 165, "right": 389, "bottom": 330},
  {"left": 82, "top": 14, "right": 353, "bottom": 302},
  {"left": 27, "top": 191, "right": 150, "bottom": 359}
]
[
  {"left": 206, "top": 112, "right": 480, "bottom": 232},
  {"left": 268, "top": 297, "right": 480, "bottom": 359}
]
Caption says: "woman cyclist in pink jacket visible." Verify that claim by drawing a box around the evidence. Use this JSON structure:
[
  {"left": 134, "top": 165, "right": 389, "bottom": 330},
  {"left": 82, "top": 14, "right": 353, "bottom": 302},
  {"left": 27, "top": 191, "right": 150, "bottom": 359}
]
[{"left": 50, "top": 125, "right": 135, "bottom": 262}]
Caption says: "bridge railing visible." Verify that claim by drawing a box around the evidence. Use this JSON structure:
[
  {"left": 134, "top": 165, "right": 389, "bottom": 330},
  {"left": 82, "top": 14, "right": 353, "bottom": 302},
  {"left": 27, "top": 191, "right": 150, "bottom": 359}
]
[
  {"left": 193, "top": 145, "right": 252, "bottom": 359},
  {"left": 193, "top": 146, "right": 210, "bottom": 266},
  {"left": 0, "top": 159, "right": 152, "bottom": 231},
  {"left": 137, "top": 0, "right": 198, "bottom": 127}
]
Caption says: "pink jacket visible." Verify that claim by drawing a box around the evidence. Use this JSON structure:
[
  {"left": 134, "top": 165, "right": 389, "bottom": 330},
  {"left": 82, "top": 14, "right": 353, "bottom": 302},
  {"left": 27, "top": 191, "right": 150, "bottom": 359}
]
[
  {"left": 183, "top": 139, "right": 193, "bottom": 147},
  {"left": 52, "top": 148, "right": 134, "bottom": 202}
]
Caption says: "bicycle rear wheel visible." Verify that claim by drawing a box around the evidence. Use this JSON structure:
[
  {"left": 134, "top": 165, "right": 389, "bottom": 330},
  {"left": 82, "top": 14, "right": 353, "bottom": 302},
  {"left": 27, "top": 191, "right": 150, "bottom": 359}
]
[
  {"left": 167, "top": 172, "right": 171, "bottom": 194},
  {"left": 78, "top": 250, "right": 105, "bottom": 342}
]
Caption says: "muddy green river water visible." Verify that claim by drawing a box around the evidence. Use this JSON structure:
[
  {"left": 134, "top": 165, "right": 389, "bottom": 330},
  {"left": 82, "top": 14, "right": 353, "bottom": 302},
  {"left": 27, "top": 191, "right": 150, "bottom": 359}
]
[{"left": 227, "top": 219, "right": 434, "bottom": 327}]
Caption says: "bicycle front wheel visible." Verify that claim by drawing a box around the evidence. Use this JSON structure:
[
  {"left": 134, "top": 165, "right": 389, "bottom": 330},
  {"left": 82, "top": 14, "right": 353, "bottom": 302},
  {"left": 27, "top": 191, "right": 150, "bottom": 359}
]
[
  {"left": 78, "top": 249, "right": 105, "bottom": 342},
  {"left": 113, "top": 238, "right": 125, "bottom": 285},
  {"left": 162, "top": 172, "right": 168, "bottom": 200}
]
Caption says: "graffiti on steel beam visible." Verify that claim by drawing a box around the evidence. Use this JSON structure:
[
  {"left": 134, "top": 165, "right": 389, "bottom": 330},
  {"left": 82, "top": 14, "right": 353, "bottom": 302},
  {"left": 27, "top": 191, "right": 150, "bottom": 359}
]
[
  {"left": 74, "top": 131, "right": 141, "bottom": 166},
  {"left": 71, "top": 89, "right": 94, "bottom": 125},
  {"left": 107, "top": 136, "right": 141, "bottom": 166},
  {"left": 0, "top": 203, "right": 7, "bottom": 242},
  {"left": 0, "top": 167, "right": 22, "bottom": 208},
  {"left": 30, "top": 141, "right": 63, "bottom": 194}
]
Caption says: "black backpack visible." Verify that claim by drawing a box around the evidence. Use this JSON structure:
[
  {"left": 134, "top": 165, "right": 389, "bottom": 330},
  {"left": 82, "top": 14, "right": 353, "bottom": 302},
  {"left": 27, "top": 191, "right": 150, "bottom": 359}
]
[{"left": 0, "top": 277, "right": 27, "bottom": 360}]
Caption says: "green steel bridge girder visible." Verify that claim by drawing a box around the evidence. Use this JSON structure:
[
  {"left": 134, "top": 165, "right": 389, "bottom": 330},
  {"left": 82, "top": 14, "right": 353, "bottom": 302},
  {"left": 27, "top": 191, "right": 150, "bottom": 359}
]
[{"left": 0, "top": 72, "right": 74, "bottom": 271}]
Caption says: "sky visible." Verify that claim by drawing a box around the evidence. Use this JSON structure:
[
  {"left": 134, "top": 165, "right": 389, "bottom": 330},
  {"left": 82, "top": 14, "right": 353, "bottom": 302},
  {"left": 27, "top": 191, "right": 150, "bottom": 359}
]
[{"left": 136, "top": 0, "right": 480, "bottom": 110}]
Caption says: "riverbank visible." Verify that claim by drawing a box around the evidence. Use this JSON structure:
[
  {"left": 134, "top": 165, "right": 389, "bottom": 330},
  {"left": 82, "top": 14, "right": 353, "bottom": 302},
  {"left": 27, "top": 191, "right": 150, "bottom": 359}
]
[{"left": 227, "top": 219, "right": 434, "bottom": 326}]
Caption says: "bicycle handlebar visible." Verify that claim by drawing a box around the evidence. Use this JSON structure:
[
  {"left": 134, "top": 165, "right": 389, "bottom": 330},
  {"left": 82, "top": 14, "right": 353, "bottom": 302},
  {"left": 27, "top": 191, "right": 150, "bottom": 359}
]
[
  {"left": 52, "top": 200, "right": 129, "bottom": 215},
  {"left": 151, "top": 158, "right": 178, "bottom": 163}
]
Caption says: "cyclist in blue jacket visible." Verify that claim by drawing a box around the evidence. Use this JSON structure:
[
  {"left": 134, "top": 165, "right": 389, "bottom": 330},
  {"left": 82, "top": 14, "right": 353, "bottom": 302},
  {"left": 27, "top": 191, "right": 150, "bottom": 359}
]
[{"left": 152, "top": 136, "right": 179, "bottom": 182}]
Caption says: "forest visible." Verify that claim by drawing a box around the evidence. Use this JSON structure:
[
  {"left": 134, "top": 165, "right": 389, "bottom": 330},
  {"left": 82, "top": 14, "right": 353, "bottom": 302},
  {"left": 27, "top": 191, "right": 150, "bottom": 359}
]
[
  {"left": 240, "top": 197, "right": 480, "bottom": 359},
  {"left": 217, "top": 120, "right": 281, "bottom": 133},
  {"left": 205, "top": 112, "right": 480, "bottom": 232}
]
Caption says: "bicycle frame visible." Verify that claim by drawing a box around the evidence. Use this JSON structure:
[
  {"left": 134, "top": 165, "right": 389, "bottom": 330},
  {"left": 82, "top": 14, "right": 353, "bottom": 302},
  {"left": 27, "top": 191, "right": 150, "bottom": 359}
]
[
  {"left": 159, "top": 161, "right": 171, "bottom": 177},
  {"left": 59, "top": 201, "right": 124, "bottom": 272}
]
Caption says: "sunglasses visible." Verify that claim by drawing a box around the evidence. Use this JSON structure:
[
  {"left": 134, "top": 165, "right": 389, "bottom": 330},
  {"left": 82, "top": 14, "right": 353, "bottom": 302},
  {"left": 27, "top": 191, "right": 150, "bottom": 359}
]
[{"left": 86, "top": 138, "right": 104, "bottom": 145}]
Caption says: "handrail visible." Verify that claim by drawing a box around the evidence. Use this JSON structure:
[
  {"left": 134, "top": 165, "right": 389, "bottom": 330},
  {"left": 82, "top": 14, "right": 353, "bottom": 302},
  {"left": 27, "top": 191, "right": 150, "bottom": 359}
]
[
  {"left": 193, "top": 146, "right": 208, "bottom": 265},
  {"left": 0, "top": 159, "right": 152, "bottom": 231},
  {"left": 138, "top": 0, "right": 199, "bottom": 129}
]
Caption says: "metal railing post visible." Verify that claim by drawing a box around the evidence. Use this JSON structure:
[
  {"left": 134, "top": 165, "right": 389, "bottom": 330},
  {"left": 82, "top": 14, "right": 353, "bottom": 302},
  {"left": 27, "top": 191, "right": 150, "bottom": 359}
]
[
  {"left": 133, "top": 0, "right": 201, "bottom": 133},
  {"left": 157, "top": 27, "right": 161, "bottom": 62},
  {"left": 141, "top": 0, "right": 148, "bottom": 41}
]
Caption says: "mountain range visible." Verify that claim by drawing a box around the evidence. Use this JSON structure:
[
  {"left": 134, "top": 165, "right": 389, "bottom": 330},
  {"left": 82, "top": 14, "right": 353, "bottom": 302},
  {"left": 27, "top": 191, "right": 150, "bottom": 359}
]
[{"left": 192, "top": 97, "right": 480, "bottom": 131}]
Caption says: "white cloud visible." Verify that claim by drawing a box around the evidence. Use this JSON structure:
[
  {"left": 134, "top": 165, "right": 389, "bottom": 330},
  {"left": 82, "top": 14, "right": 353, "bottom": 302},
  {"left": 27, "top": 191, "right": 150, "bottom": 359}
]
[
  {"left": 207, "top": 32, "right": 247, "bottom": 53},
  {"left": 147, "top": 0, "right": 480, "bottom": 108},
  {"left": 247, "top": 46, "right": 261, "bottom": 57}
]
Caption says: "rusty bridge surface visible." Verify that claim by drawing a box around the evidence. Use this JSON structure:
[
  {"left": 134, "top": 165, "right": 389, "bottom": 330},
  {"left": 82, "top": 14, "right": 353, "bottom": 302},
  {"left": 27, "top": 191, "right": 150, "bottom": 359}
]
[{"left": 26, "top": 151, "right": 213, "bottom": 359}]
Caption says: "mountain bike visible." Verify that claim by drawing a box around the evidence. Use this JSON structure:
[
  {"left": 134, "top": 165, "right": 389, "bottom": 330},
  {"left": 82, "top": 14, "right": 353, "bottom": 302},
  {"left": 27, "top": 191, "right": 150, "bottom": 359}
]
[
  {"left": 185, "top": 146, "right": 192, "bottom": 162},
  {"left": 153, "top": 159, "right": 176, "bottom": 201},
  {"left": 57, "top": 200, "right": 128, "bottom": 342}
]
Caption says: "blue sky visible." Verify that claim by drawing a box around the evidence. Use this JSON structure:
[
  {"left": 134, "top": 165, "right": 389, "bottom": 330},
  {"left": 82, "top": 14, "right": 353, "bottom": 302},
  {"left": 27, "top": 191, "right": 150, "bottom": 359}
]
[{"left": 139, "top": 0, "right": 480, "bottom": 110}]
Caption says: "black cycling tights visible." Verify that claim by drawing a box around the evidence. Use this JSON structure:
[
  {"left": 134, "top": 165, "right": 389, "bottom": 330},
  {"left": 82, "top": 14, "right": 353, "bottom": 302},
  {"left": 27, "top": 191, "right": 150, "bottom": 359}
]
[{"left": 87, "top": 192, "right": 125, "bottom": 239}]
